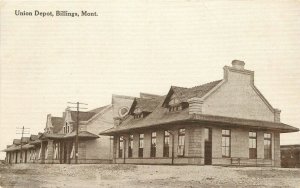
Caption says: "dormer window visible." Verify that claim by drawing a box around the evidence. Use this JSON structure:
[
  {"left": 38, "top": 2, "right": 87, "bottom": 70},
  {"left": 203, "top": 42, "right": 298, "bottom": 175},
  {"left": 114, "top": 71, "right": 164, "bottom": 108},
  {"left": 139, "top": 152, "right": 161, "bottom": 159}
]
[
  {"left": 134, "top": 113, "right": 143, "bottom": 119},
  {"left": 134, "top": 108, "right": 141, "bottom": 114},
  {"left": 169, "top": 98, "right": 179, "bottom": 106},
  {"left": 167, "top": 95, "right": 182, "bottom": 112},
  {"left": 133, "top": 108, "right": 143, "bottom": 119},
  {"left": 64, "top": 122, "right": 71, "bottom": 134}
]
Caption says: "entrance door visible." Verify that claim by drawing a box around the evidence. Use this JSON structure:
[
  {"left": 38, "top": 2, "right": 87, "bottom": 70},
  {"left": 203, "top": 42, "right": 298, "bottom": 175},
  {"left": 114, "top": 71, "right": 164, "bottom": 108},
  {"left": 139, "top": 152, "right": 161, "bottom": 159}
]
[{"left": 204, "top": 128, "right": 212, "bottom": 165}]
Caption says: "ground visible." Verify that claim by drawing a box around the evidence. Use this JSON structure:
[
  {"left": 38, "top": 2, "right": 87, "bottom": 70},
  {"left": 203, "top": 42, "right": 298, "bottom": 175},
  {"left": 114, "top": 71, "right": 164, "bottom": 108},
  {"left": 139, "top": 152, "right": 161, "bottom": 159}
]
[{"left": 0, "top": 163, "right": 299, "bottom": 188}]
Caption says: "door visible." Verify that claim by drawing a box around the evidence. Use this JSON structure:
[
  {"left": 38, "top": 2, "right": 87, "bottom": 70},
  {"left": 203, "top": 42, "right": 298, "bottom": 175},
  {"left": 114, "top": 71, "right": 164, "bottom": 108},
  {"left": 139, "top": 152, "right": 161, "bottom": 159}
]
[{"left": 204, "top": 128, "right": 212, "bottom": 165}]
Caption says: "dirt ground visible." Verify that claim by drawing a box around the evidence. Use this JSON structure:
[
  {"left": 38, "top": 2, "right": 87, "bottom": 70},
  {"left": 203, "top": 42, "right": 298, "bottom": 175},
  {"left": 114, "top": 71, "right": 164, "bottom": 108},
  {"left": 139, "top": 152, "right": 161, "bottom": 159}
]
[{"left": 0, "top": 163, "right": 299, "bottom": 188}]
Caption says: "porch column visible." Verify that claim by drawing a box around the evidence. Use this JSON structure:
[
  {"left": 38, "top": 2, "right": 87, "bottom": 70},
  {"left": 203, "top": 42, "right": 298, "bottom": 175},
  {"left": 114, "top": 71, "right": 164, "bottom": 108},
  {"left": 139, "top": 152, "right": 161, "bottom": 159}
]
[
  {"left": 46, "top": 140, "right": 54, "bottom": 164},
  {"left": 132, "top": 133, "right": 139, "bottom": 158},
  {"left": 144, "top": 130, "right": 151, "bottom": 158},
  {"left": 273, "top": 132, "right": 281, "bottom": 167},
  {"left": 40, "top": 141, "right": 46, "bottom": 164},
  {"left": 156, "top": 130, "right": 164, "bottom": 158},
  {"left": 59, "top": 141, "right": 63, "bottom": 164},
  {"left": 187, "top": 126, "right": 203, "bottom": 161},
  {"left": 112, "top": 136, "right": 117, "bottom": 163}
]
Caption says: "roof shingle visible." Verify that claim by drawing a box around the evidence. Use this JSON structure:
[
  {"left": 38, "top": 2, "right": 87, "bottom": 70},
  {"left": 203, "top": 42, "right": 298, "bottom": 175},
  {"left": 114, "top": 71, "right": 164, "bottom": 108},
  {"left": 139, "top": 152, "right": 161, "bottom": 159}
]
[{"left": 100, "top": 79, "right": 298, "bottom": 135}]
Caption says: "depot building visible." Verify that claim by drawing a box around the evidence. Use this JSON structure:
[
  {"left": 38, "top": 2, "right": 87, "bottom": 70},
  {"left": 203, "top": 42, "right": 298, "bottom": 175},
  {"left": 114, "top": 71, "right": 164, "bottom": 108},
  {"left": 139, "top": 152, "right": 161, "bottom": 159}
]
[{"left": 101, "top": 60, "right": 299, "bottom": 167}]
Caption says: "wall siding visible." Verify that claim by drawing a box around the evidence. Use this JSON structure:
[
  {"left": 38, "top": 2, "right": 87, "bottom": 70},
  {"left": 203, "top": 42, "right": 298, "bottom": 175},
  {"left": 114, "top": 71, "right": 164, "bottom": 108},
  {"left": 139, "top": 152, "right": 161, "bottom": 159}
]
[{"left": 203, "top": 71, "right": 275, "bottom": 122}]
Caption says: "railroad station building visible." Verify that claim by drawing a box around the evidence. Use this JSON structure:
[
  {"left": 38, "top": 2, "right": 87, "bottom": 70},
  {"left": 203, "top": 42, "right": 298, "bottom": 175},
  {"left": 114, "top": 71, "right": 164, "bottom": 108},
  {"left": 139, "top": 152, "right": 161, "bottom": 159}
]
[
  {"left": 101, "top": 60, "right": 299, "bottom": 167},
  {"left": 3, "top": 95, "right": 136, "bottom": 164},
  {"left": 4, "top": 135, "right": 41, "bottom": 164},
  {"left": 38, "top": 105, "right": 114, "bottom": 164}
]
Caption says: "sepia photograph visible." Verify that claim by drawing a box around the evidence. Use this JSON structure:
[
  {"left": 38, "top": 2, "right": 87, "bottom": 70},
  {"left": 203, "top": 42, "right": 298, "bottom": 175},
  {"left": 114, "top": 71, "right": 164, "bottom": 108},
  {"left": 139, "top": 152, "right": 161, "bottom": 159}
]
[{"left": 0, "top": 0, "right": 300, "bottom": 187}]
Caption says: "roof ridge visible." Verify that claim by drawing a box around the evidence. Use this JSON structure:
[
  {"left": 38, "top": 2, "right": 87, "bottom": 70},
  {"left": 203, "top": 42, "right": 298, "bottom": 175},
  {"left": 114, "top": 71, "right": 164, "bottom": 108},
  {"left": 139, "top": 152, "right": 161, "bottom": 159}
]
[
  {"left": 190, "top": 79, "right": 223, "bottom": 89},
  {"left": 171, "top": 85, "right": 188, "bottom": 89}
]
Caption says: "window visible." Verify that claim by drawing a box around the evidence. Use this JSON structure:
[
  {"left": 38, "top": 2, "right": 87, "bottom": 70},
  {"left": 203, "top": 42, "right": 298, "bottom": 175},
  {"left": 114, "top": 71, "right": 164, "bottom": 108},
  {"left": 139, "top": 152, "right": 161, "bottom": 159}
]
[
  {"left": 264, "top": 133, "right": 272, "bottom": 159},
  {"left": 163, "top": 131, "right": 170, "bottom": 157},
  {"left": 134, "top": 113, "right": 143, "bottom": 119},
  {"left": 134, "top": 108, "right": 143, "bottom": 119},
  {"left": 128, "top": 135, "right": 133, "bottom": 158},
  {"left": 169, "top": 105, "right": 182, "bottom": 112},
  {"left": 222, "top": 129, "right": 231, "bottom": 158},
  {"left": 151, "top": 132, "right": 157, "bottom": 157},
  {"left": 139, "top": 134, "right": 144, "bottom": 158},
  {"left": 178, "top": 129, "right": 185, "bottom": 156},
  {"left": 119, "top": 136, "right": 123, "bottom": 158},
  {"left": 249, "top": 131, "right": 257, "bottom": 159},
  {"left": 118, "top": 107, "right": 129, "bottom": 117},
  {"left": 64, "top": 122, "right": 68, "bottom": 133}
]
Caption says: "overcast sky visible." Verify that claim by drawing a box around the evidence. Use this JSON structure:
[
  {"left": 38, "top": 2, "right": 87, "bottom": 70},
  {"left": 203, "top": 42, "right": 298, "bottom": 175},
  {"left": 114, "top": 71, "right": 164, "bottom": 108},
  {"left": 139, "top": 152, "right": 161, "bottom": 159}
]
[{"left": 0, "top": 0, "right": 299, "bottom": 159}]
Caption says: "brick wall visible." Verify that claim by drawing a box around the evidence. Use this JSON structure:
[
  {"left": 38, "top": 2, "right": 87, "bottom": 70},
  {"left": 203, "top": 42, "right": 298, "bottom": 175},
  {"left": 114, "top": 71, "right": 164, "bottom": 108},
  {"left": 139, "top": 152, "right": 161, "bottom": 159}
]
[
  {"left": 187, "top": 126, "right": 204, "bottom": 158},
  {"left": 45, "top": 140, "right": 54, "bottom": 164},
  {"left": 231, "top": 128, "right": 248, "bottom": 158},
  {"left": 112, "top": 124, "right": 280, "bottom": 167}
]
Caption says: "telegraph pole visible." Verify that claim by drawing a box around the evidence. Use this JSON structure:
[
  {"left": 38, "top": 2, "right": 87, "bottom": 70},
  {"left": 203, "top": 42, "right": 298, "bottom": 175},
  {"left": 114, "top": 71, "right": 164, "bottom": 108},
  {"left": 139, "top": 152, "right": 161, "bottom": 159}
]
[
  {"left": 16, "top": 126, "right": 30, "bottom": 163},
  {"left": 67, "top": 102, "right": 88, "bottom": 164}
]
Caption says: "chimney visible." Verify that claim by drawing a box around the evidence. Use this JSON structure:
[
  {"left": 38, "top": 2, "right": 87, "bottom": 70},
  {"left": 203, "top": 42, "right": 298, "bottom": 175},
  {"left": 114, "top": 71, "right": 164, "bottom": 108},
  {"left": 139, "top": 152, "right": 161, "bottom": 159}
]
[
  {"left": 232, "top": 60, "right": 245, "bottom": 70},
  {"left": 274, "top": 109, "right": 281, "bottom": 123},
  {"left": 187, "top": 97, "right": 204, "bottom": 115}
]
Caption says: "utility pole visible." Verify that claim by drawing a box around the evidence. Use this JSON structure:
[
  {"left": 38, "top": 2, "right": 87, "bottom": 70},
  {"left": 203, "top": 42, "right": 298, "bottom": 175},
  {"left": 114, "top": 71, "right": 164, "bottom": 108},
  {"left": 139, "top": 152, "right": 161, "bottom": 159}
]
[
  {"left": 16, "top": 126, "right": 30, "bottom": 163},
  {"left": 67, "top": 102, "right": 88, "bottom": 164}
]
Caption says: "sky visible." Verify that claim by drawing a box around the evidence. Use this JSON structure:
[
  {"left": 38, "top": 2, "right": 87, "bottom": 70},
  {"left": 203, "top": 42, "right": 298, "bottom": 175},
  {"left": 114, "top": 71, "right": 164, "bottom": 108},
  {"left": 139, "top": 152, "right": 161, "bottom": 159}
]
[{"left": 0, "top": 0, "right": 299, "bottom": 160}]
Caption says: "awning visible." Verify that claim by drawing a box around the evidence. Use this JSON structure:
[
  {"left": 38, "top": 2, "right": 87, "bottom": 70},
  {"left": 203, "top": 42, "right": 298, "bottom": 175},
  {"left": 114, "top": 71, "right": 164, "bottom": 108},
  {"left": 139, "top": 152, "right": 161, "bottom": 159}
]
[
  {"left": 40, "top": 131, "right": 99, "bottom": 140},
  {"left": 64, "top": 131, "right": 99, "bottom": 139},
  {"left": 100, "top": 114, "right": 299, "bottom": 135}
]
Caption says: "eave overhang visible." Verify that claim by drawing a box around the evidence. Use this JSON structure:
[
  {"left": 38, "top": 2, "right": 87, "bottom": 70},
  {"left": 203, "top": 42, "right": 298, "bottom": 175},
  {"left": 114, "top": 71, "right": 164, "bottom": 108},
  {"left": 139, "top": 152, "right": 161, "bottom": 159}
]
[
  {"left": 100, "top": 114, "right": 299, "bottom": 136},
  {"left": 40, "top": 131, "right": 99, "bottom": 140}
]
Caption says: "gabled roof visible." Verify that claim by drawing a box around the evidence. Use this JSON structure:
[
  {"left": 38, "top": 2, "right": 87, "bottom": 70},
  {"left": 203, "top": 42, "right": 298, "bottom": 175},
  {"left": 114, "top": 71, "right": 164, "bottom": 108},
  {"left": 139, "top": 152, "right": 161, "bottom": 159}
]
[
  {"left": 30, "top": 134, "right": 39, "bottom": 141},
  {"left": 13, "top": 139, "right": 21, "bottom": 145},
  {"left": 51, "top": 117, "right": 64, "bottom": 133},
  {"left": 64, "top": 131, "right": 99, "bottom": 139},
  {"left": 101, "top": 105, "right": 299, "bottom": 135},
  {"left": 129, "top": 96, "right": 163, "bottom": 114},
  {"left": 89, "top": 105, "right": 110, "bottom": 114},
  {"left": 163, "top": 80, "right": 222, "bottom": 106},
  {"left": 101, "top": 80, "right": 299, "bottom": 135},
  {"left": 21, "top": 137, "right": 30, "bottom": 143},
  {"left": 70, "top": 111, "right": 96, "bottom": 122},
  {"left": 40, "top": 131, "right": 99, "bottom": 140},
  {"left": 22, "top": 143, "right": 35, "bottom": 149},
  {"left": 40, "top": 133, "right": 65, "bottom": 139},
  {"left": 2, "top": 145, "right": 20, "bottom": 152},
  {"left": 140, "top": 92, "right": 162, "bottom": 99}
]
